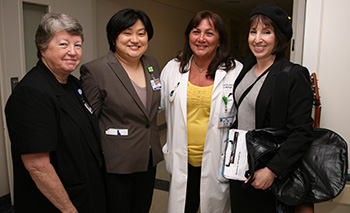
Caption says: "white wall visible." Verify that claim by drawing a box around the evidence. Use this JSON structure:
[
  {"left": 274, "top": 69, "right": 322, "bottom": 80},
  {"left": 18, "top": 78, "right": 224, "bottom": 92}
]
[{"left": 303, "top": 0, "right": 350, "bottom": 211}]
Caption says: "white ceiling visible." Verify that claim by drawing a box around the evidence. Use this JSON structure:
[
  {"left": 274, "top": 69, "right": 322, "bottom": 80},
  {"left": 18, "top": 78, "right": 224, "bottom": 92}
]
[{"left": 203, "top": 0, "right": 293, "bottom": 22}]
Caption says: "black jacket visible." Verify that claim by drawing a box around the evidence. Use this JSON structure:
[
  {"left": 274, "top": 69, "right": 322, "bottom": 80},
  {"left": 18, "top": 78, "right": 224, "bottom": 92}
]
[
  {"left": 233, "top": 54, "right": 314, "bottom": 177},
  {"left": 6, "top": 60, "right": 106, "bottom": 212}
]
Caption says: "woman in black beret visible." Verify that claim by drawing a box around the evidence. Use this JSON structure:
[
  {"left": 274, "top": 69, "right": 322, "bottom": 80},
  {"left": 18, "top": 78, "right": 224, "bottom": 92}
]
[{"left": 229, "top": 4, "right": 314, "bottom": 212}]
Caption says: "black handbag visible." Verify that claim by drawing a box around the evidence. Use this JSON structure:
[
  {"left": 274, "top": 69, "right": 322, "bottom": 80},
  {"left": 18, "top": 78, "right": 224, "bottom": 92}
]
[{"left": 245, "top": 128, "right": 348, "bottom": 206}]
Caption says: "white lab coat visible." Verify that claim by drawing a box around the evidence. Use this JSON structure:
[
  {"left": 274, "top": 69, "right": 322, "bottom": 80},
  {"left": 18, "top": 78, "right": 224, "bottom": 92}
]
[{"left": 160, "top": 57, "right": 242, "bottom": 213}]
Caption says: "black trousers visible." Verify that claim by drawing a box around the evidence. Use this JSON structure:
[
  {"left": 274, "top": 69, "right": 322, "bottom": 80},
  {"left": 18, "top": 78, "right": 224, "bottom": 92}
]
[
  {"left": 229, "top": 180, "right": 276, "bottom": 213},
  {"left": 105, "top": 152, "right": 156, "bottom": 213},
  {"left": 185, "top": 164, "right": 201, "bottom": 213}
]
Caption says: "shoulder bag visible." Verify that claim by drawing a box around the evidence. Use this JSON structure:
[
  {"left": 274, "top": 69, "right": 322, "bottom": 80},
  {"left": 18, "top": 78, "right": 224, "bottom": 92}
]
[{"left": 245, "top": 127, "right": 348, "bottom": 206}]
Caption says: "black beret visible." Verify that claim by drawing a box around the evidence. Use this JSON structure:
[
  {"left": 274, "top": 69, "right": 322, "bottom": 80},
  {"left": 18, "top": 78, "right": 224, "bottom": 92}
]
[{"left": 250, "top": 4, "right": 293, "bottom": 41}]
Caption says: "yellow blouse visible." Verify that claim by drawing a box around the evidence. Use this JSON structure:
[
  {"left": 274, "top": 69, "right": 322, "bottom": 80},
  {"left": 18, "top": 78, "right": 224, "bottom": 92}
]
[{"left": 187, "top": 81, "right": 213, "bottom": 167}]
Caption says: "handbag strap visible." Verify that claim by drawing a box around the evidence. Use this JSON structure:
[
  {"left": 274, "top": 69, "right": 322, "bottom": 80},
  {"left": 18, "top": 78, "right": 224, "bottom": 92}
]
[
  {"left": 235, "top": 65, "right": 272, "bottom": 109},
  {"left": 232, "top": 64, "right": 272, "bottom": 128},
  {"left": 235, "top": 65, "right": 272, "bottom": 108}
]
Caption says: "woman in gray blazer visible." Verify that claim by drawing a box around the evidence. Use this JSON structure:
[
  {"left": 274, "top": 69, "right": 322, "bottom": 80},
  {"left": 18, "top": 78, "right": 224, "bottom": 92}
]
[{"left": 80, "top": 9, "right": 163, "bottom": 213}]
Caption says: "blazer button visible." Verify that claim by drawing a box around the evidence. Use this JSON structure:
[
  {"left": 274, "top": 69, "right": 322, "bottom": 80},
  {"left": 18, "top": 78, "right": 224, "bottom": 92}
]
[{"left": 145, "top": 124, "right": 150, "bottom": 128}]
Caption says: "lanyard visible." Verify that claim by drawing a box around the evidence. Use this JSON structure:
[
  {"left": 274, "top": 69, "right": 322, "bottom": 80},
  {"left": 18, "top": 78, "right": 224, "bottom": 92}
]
[
  {"left": 147, "top": 66, "right": 155, "bottom": 79},
  {"left": 222, "top": 93, "right": 232, "bottom": 112},
  {"left": 147, "top": 66, "right": 162, "bottom": 91},
  {"left": 77, "top": 88, "right": 93, "bottom": 114}
]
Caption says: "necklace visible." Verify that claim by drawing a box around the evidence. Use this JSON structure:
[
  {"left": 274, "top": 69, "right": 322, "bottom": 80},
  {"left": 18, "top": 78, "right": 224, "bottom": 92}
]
[{"left": 193, "top": 60, "right": 208, "bottom": 73}]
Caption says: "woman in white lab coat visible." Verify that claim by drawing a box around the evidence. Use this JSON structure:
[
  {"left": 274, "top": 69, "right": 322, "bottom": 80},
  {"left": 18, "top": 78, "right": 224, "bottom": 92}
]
[{"left": 160, "top": 10, "right": 242, "bottom": 213}]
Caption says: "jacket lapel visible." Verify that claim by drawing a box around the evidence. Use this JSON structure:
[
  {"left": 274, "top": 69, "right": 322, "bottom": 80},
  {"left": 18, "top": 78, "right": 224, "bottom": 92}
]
[
  {"left": 106, "top": 52, "right": 150, "bottom": 119},
  {"left": 213, "top": 69, "right": 226, "bottom": 91},
  {"left": 141, "top": 57, "right": 154, "bottom": 115},
  {"left": 234, "top": 55, "right": 285, "bottom": 128},
  {"left": 211, "top": 69, "right": 226, "bottom": 105},
  {"left": 40, "top": 65, "right": 103, "bottom": 166},
  {"left": 256, "top": 60, "right": 284, "bottom": 128},
  {"left": 178, "top": 71, "right": 189, "bottom": 124}
]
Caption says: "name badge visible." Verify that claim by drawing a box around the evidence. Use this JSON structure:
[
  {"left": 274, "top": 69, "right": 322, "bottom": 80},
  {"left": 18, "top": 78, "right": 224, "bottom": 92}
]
[
  {"left": 84, "top": 103, "right": 93, "bottom": 114},
  {"left": 105, "top": 128, "right": 128, "bottom": 136},
  {"left": 151, "top": 78, "right": 162, "bottom": 91},
  {"left": 223, "top": 83, "right": 233, "bottom": 89},
  {"left": 218, "top": 115, "right": 234, "bottom": 128}
]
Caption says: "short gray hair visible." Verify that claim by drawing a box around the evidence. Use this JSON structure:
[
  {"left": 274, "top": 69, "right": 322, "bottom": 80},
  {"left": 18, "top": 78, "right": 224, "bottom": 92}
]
[{"left": 35, "top": 13, "right": 84, "bottom": 58}]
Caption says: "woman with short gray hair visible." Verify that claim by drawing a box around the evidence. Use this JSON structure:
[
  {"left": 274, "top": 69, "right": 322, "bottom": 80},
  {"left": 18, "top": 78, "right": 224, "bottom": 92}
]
[
  {"left": 35, "top": 13, "right": 84, "bottom": 58},
  {"left": 5, "top": 12, "right": 106, "bottom": 212}
]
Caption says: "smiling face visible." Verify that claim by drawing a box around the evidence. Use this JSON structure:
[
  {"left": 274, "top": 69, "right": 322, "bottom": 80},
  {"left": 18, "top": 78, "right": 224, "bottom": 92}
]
[
  {"left": 114, "top": 19, "right": 148, "bottom": 62},
  {"left": 189, "top": 18, "right": 220, "bottom": 61},
  {"left": 41, "top": 30, "right": 82, "bottom": 83},
  {"left": 248, "top": 21, "right": 276, "bottom": 62}
]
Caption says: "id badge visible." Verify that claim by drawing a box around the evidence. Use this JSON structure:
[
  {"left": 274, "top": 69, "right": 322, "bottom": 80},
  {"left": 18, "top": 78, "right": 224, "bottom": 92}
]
[
  {"left": 151, "top": 78, "right": 162, "bottom": 91},
  {"left": 219, "top": 113, "right": 234, "bottom": 128},
  {"left": 84, "top": 103, "right": 93, "bottom": 114},
  {"left": 105, "top": 128, "right": 128, "bottom": 136}
]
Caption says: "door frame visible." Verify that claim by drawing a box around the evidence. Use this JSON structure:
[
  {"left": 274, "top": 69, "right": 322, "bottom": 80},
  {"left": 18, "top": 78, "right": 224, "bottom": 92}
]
[{"left": 290, "top": 0, "right": 307, "bottom": 64}]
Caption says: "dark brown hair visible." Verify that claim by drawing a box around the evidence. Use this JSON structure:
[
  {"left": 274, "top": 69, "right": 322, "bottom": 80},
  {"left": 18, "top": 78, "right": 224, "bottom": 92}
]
[
  {"left": 249, "top": 14, "right": 289, "bottom": 58},
  {"left": 176, "top": 10, "right": 234, "bottom": 79}
]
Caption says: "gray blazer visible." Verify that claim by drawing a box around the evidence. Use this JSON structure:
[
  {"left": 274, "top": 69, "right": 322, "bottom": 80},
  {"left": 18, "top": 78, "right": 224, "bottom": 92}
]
[{"left": 80, "top": 51, "right": 163, "bottom": 174}]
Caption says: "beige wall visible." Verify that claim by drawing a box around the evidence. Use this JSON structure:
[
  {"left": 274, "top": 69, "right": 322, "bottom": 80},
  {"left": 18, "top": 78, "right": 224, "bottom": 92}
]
[
  {"left": 52, "top": 0, "right": 97, "bottom": 77},
  {"left": 96, "top": 0, "right": 189, "bottom": 68}
]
